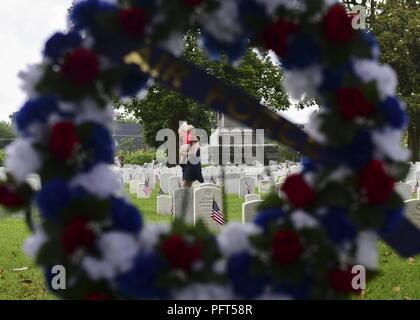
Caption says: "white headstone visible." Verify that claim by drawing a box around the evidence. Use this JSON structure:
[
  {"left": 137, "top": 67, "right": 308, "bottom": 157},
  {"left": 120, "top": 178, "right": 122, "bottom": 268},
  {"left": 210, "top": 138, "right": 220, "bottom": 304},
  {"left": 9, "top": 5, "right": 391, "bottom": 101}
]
[
  {"left": 129, "top": 180, "right": 141, "bottom": 194},
  {"left": 169, "top": 176, "right": 183, "bottom": 197},
  {"left": 192, "top": 181, "right": 202, "bottom": 189},
  {"left": 404, "top": 199, "right": 420, "bottom": 229},
  {"left": 242, "top": 200, "right": 263, "bottom": 224},
  {"left": 136, "top": 183, "right": 151, "bottom": 198},
  {"left": 225, "top": 173, "right": 240, "bottom": 194},
  {"left": 245, "top": 193, "right": 261, "bottom": 202},
  {"left": 174, "top": 188, "right": 194, "bottom": 224},
  {"left": 157, "top": 195, "right": 172, "bottom": 215},
  {"left": 239, "top": 176, "right": 256, "bottom": 198},
  {"left": 258, "top": 180, "right": 272, "bottom": 195},
  {"left": 194, "top": 186, "right": 224, "bottom": 232},
  {"left": 160, "top": 172, "right": 174, "bottom": 194},
  {"left": 395, "top": 183, "right": 412, "bottom": 201}
]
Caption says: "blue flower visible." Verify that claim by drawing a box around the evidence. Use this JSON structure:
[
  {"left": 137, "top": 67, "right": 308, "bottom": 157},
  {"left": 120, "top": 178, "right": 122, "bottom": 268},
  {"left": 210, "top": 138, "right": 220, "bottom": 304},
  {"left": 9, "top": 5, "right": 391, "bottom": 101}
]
[
  {"left": 115, "top": 251, "right": 167, "bottom": 299},
  {"left": 111, "top": 197, "right": 142, "bottom": 233},
  {"left": 380, "top": 206, "right": 404, "bottom": 236},
  {"left": 282, "top": 34, "right": 320, "bottom": 70},
  {"left": 36, "top": 180, "right": 72, "bottom": 220},
  {"left": 273, "top": 273, "right": 313, "bottom": 299},
  {"left": 201, "top": 33, "right": 249, "bottom": 64},
  {"left": 319, "top": 63, "right": 353, "bottom": 93},
  {"left": 120, "top": 64, "right": 149, "bottom": 97},
  {"left": 238, "top": 0, "right": 268, "bottom": 35},
  {"left": 360, "top": 30, "right": 380, "bottom": 61},
  {"left": 227, "top": 252, "right": 268, "bottom": 299},
  {"left": 379, "top": 97, "right": 408, "bottom": 129},
  {"left": 335, "top": 130, "right": 373, "bottom": 169},
  {"left": 319, "top": 207, "right": 356, "bottom": 244},
  {"left": 70, "top": 0, "right": 117, "bottom": 31},
  {"left": 301, "top": 156, "right": 317, "bottom": 173},
  {"left": 83, "top": 122, "right": 114, "bottom": 170},
  {"left": 16, "top": 96, "right": 59, "bottom": 133},
  {"left": 44, "top": 31, "right": 82, "bottom": 61},
  {"left": 254, "top": 207, "right": 284, "bottom": 233}
]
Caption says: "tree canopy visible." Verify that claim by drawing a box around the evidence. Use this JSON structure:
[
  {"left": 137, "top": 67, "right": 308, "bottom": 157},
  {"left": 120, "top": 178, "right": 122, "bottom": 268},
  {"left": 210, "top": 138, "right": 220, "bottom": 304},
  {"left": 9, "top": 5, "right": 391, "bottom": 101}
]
[
  {"left": 117, "top": 30, "right": 290, "bottom": 148},
  {"left": 368, "top": 0, "right": 420, "bottom": 160}
]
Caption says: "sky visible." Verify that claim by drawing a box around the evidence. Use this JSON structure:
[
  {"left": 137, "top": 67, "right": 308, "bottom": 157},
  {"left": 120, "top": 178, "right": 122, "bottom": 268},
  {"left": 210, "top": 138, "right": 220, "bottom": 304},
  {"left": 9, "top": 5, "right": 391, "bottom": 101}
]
[{"left": 0, "top": 0, "right": 316, "bottom": 124}]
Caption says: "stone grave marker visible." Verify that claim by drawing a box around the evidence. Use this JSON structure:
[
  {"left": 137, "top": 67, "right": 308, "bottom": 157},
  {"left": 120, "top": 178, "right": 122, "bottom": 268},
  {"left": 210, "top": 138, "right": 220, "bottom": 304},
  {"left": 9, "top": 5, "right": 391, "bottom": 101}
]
[
  {"left": 194, "top": 186, "right": 224, "bottom": 232},
  {"left": 242, "top": 200, "right": 263, "bottom": 224},
  {"left": 174, "top": 188, "right": 194, "bottom": 224},
  {"left": 245, "top": 193, "right": 261, "bottom": 202},
  {"left": 239, "top": 176, "right": 256, "bottom": 198},
  {"left": 404, "top": 199, "right": 420, "bottom": 229},
  {"left": 157, "top": 195, "right": 172, "bottom": 215}
]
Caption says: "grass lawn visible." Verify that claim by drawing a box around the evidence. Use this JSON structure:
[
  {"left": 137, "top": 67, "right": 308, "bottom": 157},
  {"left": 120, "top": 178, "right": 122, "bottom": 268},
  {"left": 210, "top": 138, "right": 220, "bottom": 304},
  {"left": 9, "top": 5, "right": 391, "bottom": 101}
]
[{"left": 0, "top": 185, "right": 419, "bottom": 300}]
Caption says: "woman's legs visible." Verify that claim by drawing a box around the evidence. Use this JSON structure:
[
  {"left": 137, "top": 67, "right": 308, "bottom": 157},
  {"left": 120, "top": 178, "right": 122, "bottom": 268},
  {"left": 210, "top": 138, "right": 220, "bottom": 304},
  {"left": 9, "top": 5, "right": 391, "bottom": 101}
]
[{"left": 183, "top": 180, "right": 193, "bottom": 188}]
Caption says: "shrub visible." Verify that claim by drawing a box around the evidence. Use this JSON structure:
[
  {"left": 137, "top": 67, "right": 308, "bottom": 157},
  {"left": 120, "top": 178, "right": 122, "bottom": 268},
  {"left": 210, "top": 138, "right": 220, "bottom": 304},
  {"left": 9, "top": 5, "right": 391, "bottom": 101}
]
[{"left": 123, "top": 150, "right": 156, "bottom": 165}]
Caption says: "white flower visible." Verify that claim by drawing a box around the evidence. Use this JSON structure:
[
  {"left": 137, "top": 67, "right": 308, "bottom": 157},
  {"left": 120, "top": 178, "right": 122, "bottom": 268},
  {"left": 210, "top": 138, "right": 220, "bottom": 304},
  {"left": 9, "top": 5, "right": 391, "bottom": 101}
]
[
  {"left": 173, "top": 284, "right": 234, "bottom": 300},
  {"left": 75, "top": 99, "right": 114, "bottom": 128},
  {"left": 159, "top": 32, "right": 185, "bottom": 57},
  {"left": 198, "top": 0, "right": 242, "bottom": 43},
  {"left": 18, "top": 63, "right": 44, "bottom": 98},
  {"left": 352, "top": 59, "right": 398, "bottom": 100},
  {"left": 306, "top": 111, "right": 327, "bottom": 144},
  {"left": 283, "top": 65, "right": 322, "bottom": 101},
  {"left": 138, "top": 223, "right": 170, "bottom": 252},
  {"left": 23, "top": 227, "right": 47, "bottom": 258},
  {"left": 255, "top": 0, "right": 299, "bottom": 16},
  {"left": 354, "top": 231, "right": 378, "bottom": 270},
  {"left": 372, "top": 128, "right": 410, "bottom": 162},
  {"left": 82, "top": 232, "right": 139, "bottom": 280},
  {"left": 290, "top": 210, "right": 319, "bottom": 230},
  {"left": 71, "top": 164, "right": 123, "bottom": 198},
  {"left": 217, "top": 222, "right": 260, "bottom": 257},
  {"left": 5, "top": 139, "right": 41, "bottom": 183}
]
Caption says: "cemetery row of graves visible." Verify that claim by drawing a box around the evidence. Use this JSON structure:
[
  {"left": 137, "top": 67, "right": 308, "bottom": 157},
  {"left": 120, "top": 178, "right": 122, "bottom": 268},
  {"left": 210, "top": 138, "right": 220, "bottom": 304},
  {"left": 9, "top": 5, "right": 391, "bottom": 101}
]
[{"left": 0, "top": 162, "right": 419, "bottom": 299}]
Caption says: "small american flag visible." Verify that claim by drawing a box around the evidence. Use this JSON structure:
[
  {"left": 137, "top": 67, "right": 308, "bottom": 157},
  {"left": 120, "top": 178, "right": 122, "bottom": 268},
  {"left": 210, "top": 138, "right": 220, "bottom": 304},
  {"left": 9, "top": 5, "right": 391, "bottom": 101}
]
[
  {"left": 413, "top": 180, "right": 419, "bottom": 194},
  {"left": 170, "top": 199, "right": 175, "bottom": 215},
  {"left": 143, "top": 179, "right": 152, "bottom": 196},
  {"left": 211, "top": 199, "right": 225, "bottom": 225},
  {"left": 245, "top": 181, "right": 252, "bottom": 194}
]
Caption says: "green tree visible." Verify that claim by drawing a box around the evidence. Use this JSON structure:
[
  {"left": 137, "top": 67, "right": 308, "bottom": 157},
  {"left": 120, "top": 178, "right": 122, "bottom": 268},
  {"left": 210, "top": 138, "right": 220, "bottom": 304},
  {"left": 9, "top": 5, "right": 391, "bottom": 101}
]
[
  {"left": 117, "top": 30, "right": 290, "bottom": 148},
  {"left": 0, "top": 121, "right": 15, "bottom": 149},
  {"left": 368, "top": 0, "right": 420, "bottom": 160}
]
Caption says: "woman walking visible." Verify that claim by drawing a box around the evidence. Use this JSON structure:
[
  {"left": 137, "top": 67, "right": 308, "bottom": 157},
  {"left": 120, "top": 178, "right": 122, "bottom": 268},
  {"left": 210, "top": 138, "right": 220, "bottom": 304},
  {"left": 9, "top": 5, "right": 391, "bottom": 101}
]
[{"left": 178, "top": 122, "right": 204, "bottom": 188}]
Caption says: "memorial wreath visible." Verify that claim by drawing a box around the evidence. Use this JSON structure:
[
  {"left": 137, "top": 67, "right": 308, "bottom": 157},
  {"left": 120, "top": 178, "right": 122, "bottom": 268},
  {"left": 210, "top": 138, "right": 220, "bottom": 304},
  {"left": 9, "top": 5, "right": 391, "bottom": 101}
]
[{"left": 0, "top": 0, "right": 419, "bottom": 300}]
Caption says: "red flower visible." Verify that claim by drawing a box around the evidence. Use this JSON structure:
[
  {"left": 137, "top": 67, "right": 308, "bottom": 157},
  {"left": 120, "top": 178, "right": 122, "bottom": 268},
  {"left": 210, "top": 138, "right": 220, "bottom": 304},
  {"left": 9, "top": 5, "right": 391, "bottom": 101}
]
[
  {"left": 49, "top": 122, "right": 80, "bottom": 161},
  {"left": 359, "top": 160, "right": 395, "bottom": 204},
  {"left": 184, "top": 0, "right": 203, "bottom": 6},
  {"left": 161, "top": 234, "right": 201, "bottom": 270},
  {"left": 0, "top": 186, "right": 23, "bottom": 208},
  {"left": 337, "top": 87, "right": 374, "bottom": 120},
  {"left": 272, "top": 230, "right": 303, "bottom": 265},
  {"left": 61, "top": 48, "right": 99, "bottom": 86},
  {"left": 329, "top": 268, "right": 362, "bottom": 293},
  {"left": 118, "top": 8, "right": 146, "bottom": 38},
  {"left": 281, "top": 174, "right": 316, "bottom": 207},
  {"left": 322, "top": 4, "right": 354, "bottom": 43},
  {"left": 261, "top": 19, "right": 298, "bottom": 57},
  {"left": 62, "top": 217, "right": 95, "bottom": 255}
]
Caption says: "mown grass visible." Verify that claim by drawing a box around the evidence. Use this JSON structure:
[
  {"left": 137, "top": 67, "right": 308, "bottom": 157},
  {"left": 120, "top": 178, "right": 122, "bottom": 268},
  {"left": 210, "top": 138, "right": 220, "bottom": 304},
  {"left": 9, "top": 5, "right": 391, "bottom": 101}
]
[{"left": 0, "top": 185, "right": 419, "bottom": 300}]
